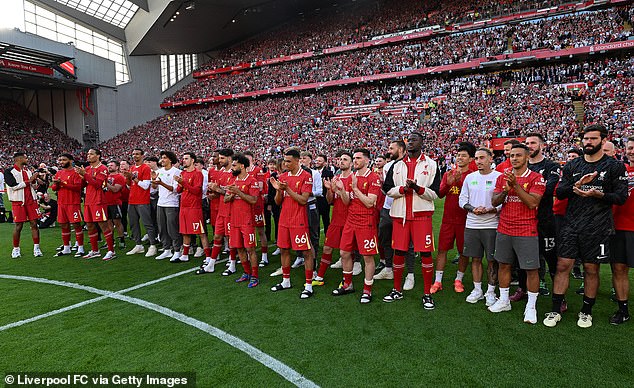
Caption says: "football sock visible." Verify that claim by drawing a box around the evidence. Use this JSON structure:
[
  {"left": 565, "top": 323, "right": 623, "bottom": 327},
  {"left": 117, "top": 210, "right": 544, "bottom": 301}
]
[
  {"left": 422, "top": 255, "right": 433, "bottom": 294},
  {"left": 474, "top": 282, "right": 482, "bottom": 292},
  {"left": 182, "top": 244, "right": 190, "bottom": 256},
  {"left": 317, "top": 252, "right": 333, "bottom": 278},
  {"left": 251, "top": 264, "right": 259, "bottom": 279},
  {"left": 61, "top": 226, "right": 71, "bottom": 246},
  {"left": 551, "top": 293, "right": 564, "bottom": 313},
  {"left": 500, "top": 287, "right": 510, "bottom": 303},
  {"left": 343, "top": 271, "right": 353, "bottom": 289},
  {"left": 527, "top": 291, "right": 538, "bottom": 310},
  {"left": 393, "top": 254, "right": 405, "bottom": 292},
  {"left": 487, "top": 284, "right": 496, "bottom": 295},
  {"left": 435, "top": 270, "right": 444, "bottom": 283},
  {"left": 455, "top": 271, "right": 465, "bottom": 281},
  {"left": 618, "top": 300, "right": 629, "bottom": 315},
  {"left": 581, "top": 295, "right": 595, "bottom": 315},
  {"left": 363, "top": 278, "right": 374, "bottom": 295},
  {"left": 74, "top": 225, "right": 84, "bottom": 246}
]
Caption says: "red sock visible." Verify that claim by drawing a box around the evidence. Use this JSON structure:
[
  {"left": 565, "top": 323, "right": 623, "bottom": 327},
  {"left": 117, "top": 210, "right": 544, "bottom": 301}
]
[
  {"left": 317, "top": 252, "right": 333, "bottom": 278},
  {"left": 13, "top": 236, "right": 19, "bottom": 248},
  {"left": 251, "top": 264, "right": 259, "bottom": 278},
  {"left": 230, "top": 248, "right": 237, "bottom": 261},
  {"left": 61, "top": 226, "right": 71, "bottom": 246},
  {"left": 393, "top": 254, "right": 405, "bottom": 292},
  {"left": 422, "top": 255, "right": 434, "bottom": 294},
  {"left": 343, "top": 271, "right": 353, "bottom": 289},
  {"left": 363, "top": 279, "right": 373, "bottom": 295},
  {"left": 261, "top": 246, "right": 268, "bottom": 255},
  {"left": 183, "top": 244, "right": 190, "bottom": 256},
  {"left": 241, "top": 260, "right": 251, "bottom": 275},
  {"left": 89, "top": 232, "right": 99, "bottom": 252},
  {"left": 74, "top": 225, "right": 84, "bottom": 246},
  {"left": 282, "top": 265, "right": 291, "bottom": 279},
  {"left": 305, "top": 269, "right": 313, "bottom": 285},
  {"left": 104, "top": 230, "right": 114, "bottom": 251},
  {"left": 204, "top": 247, "right": 211, "bottom": 258},
  {"left": 211, "top": 238, "right": 222, "bottom": 259}
]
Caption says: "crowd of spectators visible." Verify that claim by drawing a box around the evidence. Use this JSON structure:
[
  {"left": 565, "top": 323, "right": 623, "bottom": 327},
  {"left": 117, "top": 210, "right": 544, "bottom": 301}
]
[
  {"left": 103, "top": 57, "right": 634, "bottom": 167},
  {"left": 165, "top": 8, "right": 630, "bottom": 104},
  {"left": 0, "top": 100, "right": 82, "bottom": 168},
  {"left": 197, "top": 0, "right": 581, "bottom": 72}
]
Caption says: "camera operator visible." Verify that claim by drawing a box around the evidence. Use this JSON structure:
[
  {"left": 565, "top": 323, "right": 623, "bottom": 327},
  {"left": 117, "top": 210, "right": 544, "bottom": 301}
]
[
  {"left": 35, "top": 162, "right": 54, "bottom": 196},
  {"left": 37, "top": 192, "right": 58, "bottom": 229}
]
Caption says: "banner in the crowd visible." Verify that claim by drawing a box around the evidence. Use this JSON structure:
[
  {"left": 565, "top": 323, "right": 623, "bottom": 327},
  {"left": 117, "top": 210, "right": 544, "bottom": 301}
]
[
  {"left": 489, "top": 137, "right": 526, "bottom": 151},
  {"left": 0, "top": 59, "right": 53, "bottom": 76}
]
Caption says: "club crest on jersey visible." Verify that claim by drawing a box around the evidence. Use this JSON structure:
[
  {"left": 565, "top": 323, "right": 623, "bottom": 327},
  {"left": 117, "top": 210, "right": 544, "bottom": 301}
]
[
  {"left": 523, "top": 182, "right": 529, "bottom": 190},
  {"left": 598, "top": 171, "right": 607, "bottom": 181}
]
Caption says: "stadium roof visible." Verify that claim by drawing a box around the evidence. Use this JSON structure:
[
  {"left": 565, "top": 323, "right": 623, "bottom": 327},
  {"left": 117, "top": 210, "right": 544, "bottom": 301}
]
[
  {"left": 49, "top": 0, "right": 141, "bottom": 28},
  {"left": 0, "top": 42, "right": 72, "bottom": 67}
]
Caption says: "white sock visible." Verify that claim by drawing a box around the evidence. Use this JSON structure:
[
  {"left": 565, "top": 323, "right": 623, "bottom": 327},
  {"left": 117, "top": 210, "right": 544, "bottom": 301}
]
[
  {"left": 500, "top": 287, "right": 510, "bottom": 302},
  {"left": 262, "top": 253, "right": 268, "bottom": 261},
  {"left": 487, "top": 284, "right": 496, "bottom": 295},
  {"left": 229, "top": 259, "right": 236, "bottom": 272},
  {"left": 456, "top": 271, "right": 465, "bottom": 281},
  {"left": 282, "top": 277, "right": 291, "bottom": 288},
  {"left": 34, "top": 244, "right": 40, "bottom": 250},
  {"left": 435, "top": 270, "right": 444, "bottom": 283},
  {"left": 474, "top": 282, "right": 482, "bottom": 292},
  {"left": 304, "top": 283, "right": 313, "bottom": 292},
  {"left": 77, "top": 246, "right": 85, "bottom": 253},
  {"left": 527, "top": 291, "right": 538, "bottom": 310},
  {"left": 62, "top": 245, "right": 71, "bottom": 253}
]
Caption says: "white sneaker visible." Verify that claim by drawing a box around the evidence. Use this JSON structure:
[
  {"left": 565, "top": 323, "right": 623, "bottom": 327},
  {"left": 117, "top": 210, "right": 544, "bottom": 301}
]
[
  {"left": 524, "top": 307, "right": 537, "bottom": 324},
  {"left": 270, "top": 267, "right": 283, "bottom": 277},
  {"left": 141, "top": 234, "right": 149, "bottom": 242},
  {"left": 102, "top": 251, "right": 117, "bottom": 261},
  {"left": 403, "top": 273, "right": 415, "bottom": 291},
  {"left": 126, "top": 245, "right": 145, "bottom": 255},
  {"left": 82, "top": 250, "right": 101, "bottom": 259},
  {"left": 11, "top": 247, "right": 21, "bottom": 259},
  {"left": 155, "top": 250, "right": 172, "bottom": 260},
  {"left": 373, "top": 267, "right": 394, "bottom": 280},
  {"left": 170, "top": 251, "right": 182, "bottom": 261},
  {"left": 543, "top": 312, "right": 562, "bottom": 327},
  {"left": 194, "top": 247, "right": 205, "bottom": 258},
  {"left": 330, "top": 259, "right": 343, "bottom": 269},
  {"left": 272, "top": 248, "right": 281, "bottom": 255},
  {"left": 488, "top": 299, "right": 512, "bottom": 313},
  {"left": 74, "top": 249, "right": 85, "bottom": 258},
  {"left": 485, "top": 292, "right": 498, "bottom": 307},
  {"left": 577, "top": 312, "right": 593, "bottom": 328},
  {"left": 33, "top": 247, "right": 43, "bottom": 257},
  {"left": 352, "top": 262, "right": 362, "bottom": 276},
  {"left": 145, "top": 245, "right": 158, "bottom": 257},
  {"left": 203, "top": 261, "right": 215, "bottom": 273},
  {"left": 291, "top": 257, "right": 304, "bottom": 268},
  {"left": 171, "top": 254, "right": 189, "bottom": 262},
  {"left": 466, "top": 288, "right": 484, "bottom": 304}
]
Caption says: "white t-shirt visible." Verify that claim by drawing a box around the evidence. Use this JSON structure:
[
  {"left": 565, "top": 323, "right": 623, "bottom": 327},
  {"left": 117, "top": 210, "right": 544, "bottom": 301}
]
[
  {"left": 156, "top": 167, "right": 181, "bottom": 207},
  {"left": 201, "top": 169, "right": 208, "bottom": 199},
  {"left": 459, "top": 170, "right": 502, "bottom": 229}
]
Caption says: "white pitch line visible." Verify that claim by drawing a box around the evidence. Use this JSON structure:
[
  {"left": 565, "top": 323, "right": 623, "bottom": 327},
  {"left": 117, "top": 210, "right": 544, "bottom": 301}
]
[{"left": 0, "top": 266, "right": 319, "bottom": 388}]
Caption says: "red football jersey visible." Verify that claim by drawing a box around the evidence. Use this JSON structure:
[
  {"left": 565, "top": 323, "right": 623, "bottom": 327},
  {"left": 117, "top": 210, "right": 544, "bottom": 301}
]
[
  {"left": 104, "top": 173, "right": 126, "bottom": 206},
  {"left": 278, "top": 169, "right": 313, "bottom": 227},
  {"left": 330, "top": 173, "right": 352, "bottom": 227},
  {"left": 83, "top": 164, "right": 108, "bottom": 206},
  {"left": 208, "top": 168, "right": 221, "bottom": 212},
  {"left": 248, "top": 165, "right": 266, "bottom": 208},
  {"left": 213, "top": 168, "right": 233, "bottom": 217},
  {"left": 495, "top": 159, "right": 511, "bottom": 173},
  {"left": 346, "top": 169, "right": 381, "bottom": 227},
  {"left": 51, "top": 168, "right": 83, "bottom": 205},
  {"left": 439, "top": 168, "right": 473, "bottom": 224},
  {"left": 177, "top": 169, "right": 203, "bottom": 209},
  {"left": 494, "top": 169, "right": 546, "bottom": 236},
  {"left": 128, "top": 163, "right": 151, "bottom": 205},
  {"left": 613, "top": 164, "right": 634, "bottom": 231},
  {"left": 228, "top": 174, "right": 260, "bottom": 227}
]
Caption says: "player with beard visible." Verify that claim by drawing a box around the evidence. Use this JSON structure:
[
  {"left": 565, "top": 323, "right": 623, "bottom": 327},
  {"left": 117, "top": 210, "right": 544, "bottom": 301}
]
[
  {"left": 198, "top": 149, "right": 236, "bottom": 274},
  {"left": 383, "top": 132, "right": 441, "bottom": 309},
  {"left": 518, "top": 133, "right": 561, "bottom": 298},
  {"left": 312, "top": 151, "right": 353, "bottom": 286},
  {"left": 490, "top": 144, "right": 545, "bottom": 323},
  {"left": 104, "top": 161, "right": 126, "bottom": 249},
  {"left": 207, "top": 150, "right": 221, "bottom": 233},
  {"left": 544, "top": 124, "right": 628, "bottom": 328},
  {"left": 226, "top": 154, "right": 261, "bottom": 288},
  {"left": 331, "top": 149, "right": 381, "bottom": 303},
  {"left": 51, "top": 153, "right": 85, "bottom": 257},
  {"left": 152, "top": 151, "right": 182, "bottom": 261},
  {"left": 431, "top": 143, "right": 476, "bottom": 294},
  {"left": 269, "top": 149, "right": 315, "bottom": 299},
  {"left": 609, "top": 137, "right": 634, "bottom": 324},
  {"left": 173, "top": 152, "right": 212, "bottom": 263},
  {"left": 76, "top": 149, "right": 116, "bottom": 260},
  {"left": 244, "top": 151, "right": 269, "bottom": 269}
]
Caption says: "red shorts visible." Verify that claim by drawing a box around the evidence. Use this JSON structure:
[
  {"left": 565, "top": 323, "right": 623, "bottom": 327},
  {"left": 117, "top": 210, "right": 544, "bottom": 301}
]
[
  {"left": 180, "top": 207, "right": 205, "bottom": 235},
  {"left": 277, "top": 225, "right": 311, "bottom": 251},
  {"left": 210, "top": 206, "right": 218, "bottom": 229},
  {"left": 214, "top": 214, "right": 229, "bottom": 236},
  {"left": 11, "top": 201, "right": 40, "bottom": 223},
  {"left": 84, "top": 204, "right": 108, "bottom": 223},
  {"left": 324, "top": 224, "right": 344, "bottom": 249},
  {"left": 229, "top": 224, "right": 256, "bottom": 249},
  {"left": 438, "top": 221, "right": 465, "bottom": 253},
  {"left": 253, "top": 211, "right": 265, "bottom": 228},
  {"left": 58, "top": 204, "right": 82, "bottom": 224},
  {"left": 392, "top": 217, "right": 434, "bottom": 253},
  {"left": 340, "top": 223, "right": 378, "bottom": 256}
]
